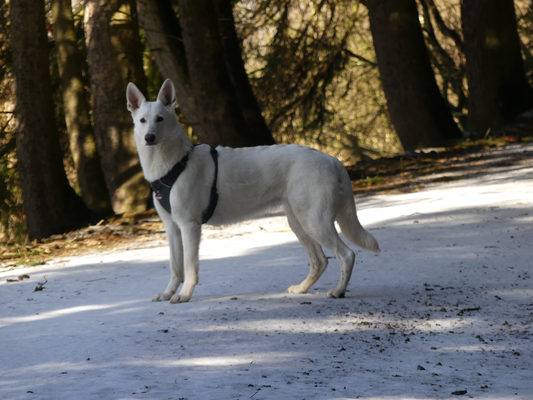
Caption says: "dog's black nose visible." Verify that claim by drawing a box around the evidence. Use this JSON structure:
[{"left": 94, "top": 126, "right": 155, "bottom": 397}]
[{"left": 145, "top": 133, "right": 156, "bottom": 144}]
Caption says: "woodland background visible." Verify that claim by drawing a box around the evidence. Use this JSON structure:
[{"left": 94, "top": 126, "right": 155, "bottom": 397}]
[{"left": 1, "top": 0, "right": 533, "bottom": 242}]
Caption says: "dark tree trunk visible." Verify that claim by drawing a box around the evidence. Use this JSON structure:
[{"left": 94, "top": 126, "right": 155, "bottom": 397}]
[
  {"left": 213, "top": 0, "right": 274, "bottom": 146},
  {"left": 462, "top": 0, "right": 533, "bottom": 131},
  {"left": 367, "top": 0, "right": 462, "bottom": 151},
  {"left": 177, "top": 0, "right": 248, "bottom": 147},
  {"left": 143, "top": 0, "right": 275, "bottom": 147},
  {"left": 11, "top": 0, "right": 90, "bottom": 239},
  {"left": 136, "top": 0, "right": 202, "bottom": 136},
  {"left": 51, "top": 0, "right": 112, "bottom": 216},
  {"left": 84, "top": 0, "right": 150, "bottom": 214},
  {"left": 178, "top": 0, "right": 275, "bottom": 147}
]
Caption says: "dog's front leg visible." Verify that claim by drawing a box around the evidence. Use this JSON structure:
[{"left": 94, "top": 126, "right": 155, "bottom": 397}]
[
  {"left": 169, "top": 221, "right": 201, "bottom": 304},
  {"left": 152, "top": 219, "right": 184, "bottom": 302}
]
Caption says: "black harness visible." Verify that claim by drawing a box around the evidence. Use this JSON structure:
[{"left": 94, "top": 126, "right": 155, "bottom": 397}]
[{"left": 150, "top": 145, "right": 219, "bottom": 224}]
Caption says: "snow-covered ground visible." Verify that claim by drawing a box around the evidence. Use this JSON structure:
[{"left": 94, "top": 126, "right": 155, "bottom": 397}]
[{"left": 1, "top": 145, "right": 532, "bottom": 400}]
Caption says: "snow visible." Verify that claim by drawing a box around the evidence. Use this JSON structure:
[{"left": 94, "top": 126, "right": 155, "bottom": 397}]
[{"left": 1, "top": 144, "right": 532, "bottom": 400}]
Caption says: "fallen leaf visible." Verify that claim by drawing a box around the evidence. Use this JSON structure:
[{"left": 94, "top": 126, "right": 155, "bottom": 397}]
[{"left": 451, "top": 390, "right": 467, "bottom": 396}]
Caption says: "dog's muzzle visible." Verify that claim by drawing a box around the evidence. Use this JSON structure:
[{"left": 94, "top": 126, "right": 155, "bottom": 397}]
[{"left": 145, "top": 133, "right": 156, "bottom": 145}]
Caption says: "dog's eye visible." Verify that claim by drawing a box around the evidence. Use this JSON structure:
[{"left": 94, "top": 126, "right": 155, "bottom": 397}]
[
  {"left": 156, "top": 116, "right": 164, "bottom": 122},
  {"left": 140, "top": 118, "right": 146, "bottom": 123}
]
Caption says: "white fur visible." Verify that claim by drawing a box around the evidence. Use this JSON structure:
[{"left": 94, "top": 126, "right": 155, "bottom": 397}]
[{"left": 127, "top": 79, "right": 380, "bottom": 303}]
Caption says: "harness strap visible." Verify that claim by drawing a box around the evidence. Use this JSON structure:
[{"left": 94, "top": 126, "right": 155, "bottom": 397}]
[
  {"left": 201, "top": 146, "right": 219, "bottom": 224},
  {"left": 150, "top": 151, "right": 190, "bottom": 215},
  {"left": 149, "top": 144, "right": 219, "bottom": 224}
]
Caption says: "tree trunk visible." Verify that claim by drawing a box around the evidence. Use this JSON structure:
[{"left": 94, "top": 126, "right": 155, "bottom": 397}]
[
  {"left": 11, "top": 0, "right": 90, "bottom": 239},
  {"left": 136, "top": 0, "right": 202, "bottom": 136},
  {"left": 51, "top": 0, "right": 112, "bottom": 216},
  {"left": 84, "top": 0, "right": 149, "bottom": 214},
  {"left": 462, "top": 0, "right": 533, "bottom": 131},
  {"left": 213, "top": 0, "right": 274, "bottom": 146},
  {"left": 367, "top": 0, "right": 462, "bottom": 151},
  {"left": 147, "top": 0, "right": 275, "bottom": 147}
]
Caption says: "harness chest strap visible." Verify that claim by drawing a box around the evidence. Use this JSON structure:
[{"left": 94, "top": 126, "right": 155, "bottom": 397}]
[{"left": 150, "top": 145, "right": 218, "bottom": 224}]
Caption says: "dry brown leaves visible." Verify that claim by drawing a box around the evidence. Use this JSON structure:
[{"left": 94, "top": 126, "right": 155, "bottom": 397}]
[
  {"left": 1, "top": 210, "right": 166, "bottom": 271},
  {"left": 347, "top": 137, "right": 532, "bottom": 196}
]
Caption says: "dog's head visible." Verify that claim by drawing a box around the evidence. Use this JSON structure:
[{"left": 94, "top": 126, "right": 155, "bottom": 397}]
[{"left": 126, "top": 79, "right": 178, "bottom": 147}]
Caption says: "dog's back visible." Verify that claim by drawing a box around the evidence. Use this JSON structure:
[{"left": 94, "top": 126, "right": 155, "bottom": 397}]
[{"left": 211, "top": 144, "right": 346, "bottom": 223}]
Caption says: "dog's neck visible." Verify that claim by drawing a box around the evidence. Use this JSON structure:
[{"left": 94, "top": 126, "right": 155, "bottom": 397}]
[{"left": 136, "top": 125, "right": 193, "bottom": 182}]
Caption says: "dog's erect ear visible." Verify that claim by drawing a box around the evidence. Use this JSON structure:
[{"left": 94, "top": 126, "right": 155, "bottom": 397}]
[
  {"left": 157, "top": 79, "right": 177, "bottom": 109},
  {"left": 127, "top": 82, "right": 146, "bottom": 113}
]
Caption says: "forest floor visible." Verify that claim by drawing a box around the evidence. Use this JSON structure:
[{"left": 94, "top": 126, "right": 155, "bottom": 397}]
[{"left": 1, "top": 139, "right": 531, "bottom": 399}]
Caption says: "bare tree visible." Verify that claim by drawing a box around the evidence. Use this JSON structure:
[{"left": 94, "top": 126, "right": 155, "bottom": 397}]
[
  {"left": 462, "top": 0, "right": 533, "bottom": 131},
  {"left": 213, "top": 0, "right": 274, "bottom": 145},
  {"left": 136, "top": 0, "right": 200, "bottom": 133},
  {"left": 84, "top": 0, "right": 149, "bottom": 214},
  {"left": 367, "top": 0, "right": 462, "bottom": 151},
  {"left": 51, "top": 0, "right": 112, "bottom": 216},
  {"left": 139, "top": 0, "right": 275, "bottom": 146},
  {"left": 11, "top": 0, "right": 89, "bottom": 239}
]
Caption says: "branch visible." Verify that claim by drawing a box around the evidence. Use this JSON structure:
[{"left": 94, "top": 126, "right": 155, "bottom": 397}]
[
  {"left": 419, "top": 0, "right": 466, "bottom": 106},
  {"left": 344, "top": 49, "right": 377, "bottom": 67},
  {"left": 0, "top": 136, "right": 16, "bottom": 159},
  {"left": 0, "top": 114, "right": 13, "bottom": 139},
  {"left": 423, "top": 0, "right": 464, "bottom": 53}
]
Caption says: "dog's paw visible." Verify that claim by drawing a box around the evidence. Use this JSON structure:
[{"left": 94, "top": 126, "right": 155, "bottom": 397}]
[
  {"left": 152, "top": 292, "right": 173, "bottom": 302},
  {"left": 286, "top": 284, "right": 307, "bottom": 294},
  {"left": 326, "top": 288, "right": 345, "bottom": 299},
  {"left": 169, "top": 294, "right": 190, "bottom": 304}
]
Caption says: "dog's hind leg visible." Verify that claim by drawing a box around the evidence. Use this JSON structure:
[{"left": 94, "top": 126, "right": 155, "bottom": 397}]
[
  {"left": 285, "top": 204, "right": 329, "bottom": 294},
  {"left": 323, "top": 234, "right": 355, "bottom": 299},
  {"left": 152, "top": 217, "right": 184, "bottom": 302},
  {"left": 169, "top": 221, "right": 201, "bottom": 304},
  {"left": 309, "top": 223, "right": 355, "bottom": 298},
  {"left": 293, "top": 207, "right": 355, "bottom": 299}
]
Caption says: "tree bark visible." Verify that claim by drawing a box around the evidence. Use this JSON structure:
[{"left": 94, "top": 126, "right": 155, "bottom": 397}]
[
  {"left": 142, "top": 0, "right": 275, "bottom": 147},
  {"left": 51, "top": 0, "right": 112, "bottom": 216},
  {"left": 213, "top": 0, "right": 274, "bottom": 146},
  {"left": 84, "top": 0, "right": 150, "bottom": 214},
  {"left": 136, "top": 0, "right": 202, "bottom": 135},
  {"left": 367, "top": 0, "right": 462, "bottom": 151},
  {"left": 11, "top": 0, "right": 90, "bottom": 239},
  {"left": 178, "top": 0, "right": 275, "bottom": 146},
  {"left": 462, "top": 0, "right": 533, "bottom": 131}
]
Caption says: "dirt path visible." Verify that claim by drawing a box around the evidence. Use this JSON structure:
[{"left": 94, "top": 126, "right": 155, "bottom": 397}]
[{"left": 1, "top": 142, "right": 531, "bottom": 399}]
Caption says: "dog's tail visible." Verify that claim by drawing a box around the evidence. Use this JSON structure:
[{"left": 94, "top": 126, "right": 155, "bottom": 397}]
[{"left": 336, "top": 174, "right": 380, "bottom": 253}]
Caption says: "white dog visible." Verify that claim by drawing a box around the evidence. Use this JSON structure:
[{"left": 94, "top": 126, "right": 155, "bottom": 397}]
[{"left": 126, "top": 79, "right": 379, "bottom": 303}]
